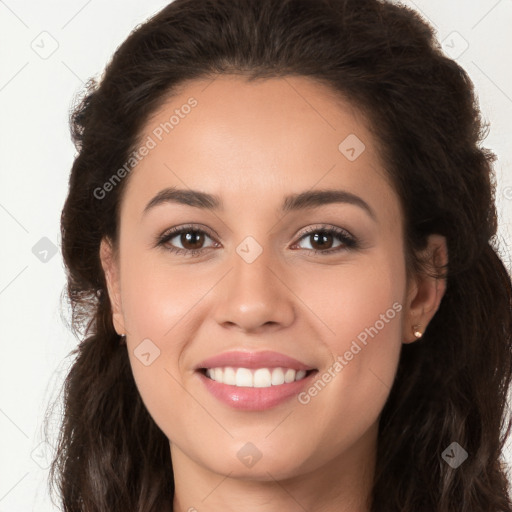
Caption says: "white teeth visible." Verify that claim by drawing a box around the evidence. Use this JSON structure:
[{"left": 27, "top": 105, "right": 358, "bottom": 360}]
[
  {"left": 295, "top": 370, "right": 306, "bottom": 381},
  {"left": 284, "top": 368, "right": 296, "bottom": 383},
  {"left": 253, "top": 368, "right": 271, "bottom": 387},
  {"left": 223, "top": 366, "right": 236, "bottom": 385},
  {"left": 235, "top": 368, "right": 253, "bottom": 387},
  {"left": 271, "top": 367, "right": 285, "bottom": 385},
  {"left": 204, "top": 366, "right": 310, "bottom": 388}
]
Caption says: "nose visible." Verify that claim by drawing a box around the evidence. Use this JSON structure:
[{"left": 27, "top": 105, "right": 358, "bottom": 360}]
[{"left": 212, "top": 242, "right": 296, "bottom": 334}]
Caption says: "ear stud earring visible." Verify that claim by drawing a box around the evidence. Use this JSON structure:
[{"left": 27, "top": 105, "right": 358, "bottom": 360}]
[{"left": 412, "top": 325, "right": 423, "bottom": 339}]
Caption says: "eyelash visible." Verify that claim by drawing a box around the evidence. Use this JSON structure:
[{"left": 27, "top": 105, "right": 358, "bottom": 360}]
[{"left": 155, "top": 224, "right": 358, "bottom": 258}]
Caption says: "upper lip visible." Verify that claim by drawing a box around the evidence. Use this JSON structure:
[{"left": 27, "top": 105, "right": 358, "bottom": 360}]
[{"left": 195, "top": 350, "right": 316, "bottom": 371}]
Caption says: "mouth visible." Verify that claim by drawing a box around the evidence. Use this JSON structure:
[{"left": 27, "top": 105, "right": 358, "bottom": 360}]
[
  {"left": 194, "top": 350, "right": 318, "bottom": 410},
  {"left": 197, "top": 366, "right": 317, "bottom": 388},
  {"left": 195, "top": 366, "right": 319, "bottom": 411}
]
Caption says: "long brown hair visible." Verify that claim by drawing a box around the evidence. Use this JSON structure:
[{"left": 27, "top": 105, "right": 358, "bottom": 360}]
[{"left": 47, "top": 0, "right": 512, "bottom": 510}]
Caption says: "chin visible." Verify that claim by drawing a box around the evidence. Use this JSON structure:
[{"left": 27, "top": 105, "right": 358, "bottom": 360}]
[{"left": 199, "top": 447, "right": 311, "bottom": 481}]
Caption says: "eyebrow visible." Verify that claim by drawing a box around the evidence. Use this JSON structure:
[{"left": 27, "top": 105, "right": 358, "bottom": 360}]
[{"left": 143, "top": 186, "right": 376, "bottom": 221}]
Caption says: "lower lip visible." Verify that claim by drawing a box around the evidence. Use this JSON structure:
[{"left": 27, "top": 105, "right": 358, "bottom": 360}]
[{"left": 196, "top": 370, "right": 317, "bottom": 411}]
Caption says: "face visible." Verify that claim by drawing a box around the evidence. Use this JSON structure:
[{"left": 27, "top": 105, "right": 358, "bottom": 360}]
[{"left": 100, "top": 75, "right": 445, "bottom": 484}]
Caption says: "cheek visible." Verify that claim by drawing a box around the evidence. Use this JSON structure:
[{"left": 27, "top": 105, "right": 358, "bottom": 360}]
[
  {"left": 116, "top": 247, "right": 201, "bottom": 379},
  {"left": 299, "top": 250, "right": 405, "bottom": 353},
  {"left": 119, "top": 253, "right": 206, "bottom": 437},
  {"left": 282, "top": 254, "right": 405, "bottom": 465},
  {"left": 119, "top": 246, "right": 206, "bottom": 341},
  {"left": 300, "top": 252, "right": 405, "bottom": 408}
]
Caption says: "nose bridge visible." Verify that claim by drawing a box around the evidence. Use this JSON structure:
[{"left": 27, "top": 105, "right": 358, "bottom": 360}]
[
  {"left": 234, "top": 236, "right": 276, "bottom": 296},
  {"left": 213, "top": 233, "right": 295, "bottom": 331}
]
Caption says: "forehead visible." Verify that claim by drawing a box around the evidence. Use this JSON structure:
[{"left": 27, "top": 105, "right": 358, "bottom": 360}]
[{"left": 121, "top": 75, "right": 399, "bottom": 223}]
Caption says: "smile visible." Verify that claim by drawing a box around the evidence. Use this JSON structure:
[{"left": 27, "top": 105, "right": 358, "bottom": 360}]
[{"left": 202, "top": 366, "right": 313, "bottom": 388}]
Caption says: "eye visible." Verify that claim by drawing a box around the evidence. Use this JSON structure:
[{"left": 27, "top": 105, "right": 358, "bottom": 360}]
[
  {"left": 291, "top": 225, "right": 358, "bottom": 254},
  {"left": 156, "top": 225, "right": 219, "bottom": 257}
]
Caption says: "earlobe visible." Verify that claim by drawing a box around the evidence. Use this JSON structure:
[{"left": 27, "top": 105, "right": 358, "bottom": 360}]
[
  {"left": 99, "top": 237, "right": 125, "bottom": 336},
  {"left": 403, "top": 234, "right": 448, "bottom": 343}
]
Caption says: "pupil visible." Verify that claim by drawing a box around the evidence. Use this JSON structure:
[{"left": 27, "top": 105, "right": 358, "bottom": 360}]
[
  {"left": 312, "top": 232, "right": 333, "bottom": 250},
  {"left": 183, "top": 231, "right": 203, "bottom": 249}
]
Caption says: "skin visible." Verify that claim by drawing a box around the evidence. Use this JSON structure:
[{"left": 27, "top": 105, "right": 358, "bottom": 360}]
[{"left": 100, "top": 75, "right": 447, "bottom": 512}]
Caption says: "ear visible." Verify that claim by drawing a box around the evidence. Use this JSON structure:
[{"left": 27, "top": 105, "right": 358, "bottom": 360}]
[
  {"left": 99, "top": 237, "right": 125, "bottom": 336},
  {"left": 402, "top": 234, "right": 448, "bottom": 344}
]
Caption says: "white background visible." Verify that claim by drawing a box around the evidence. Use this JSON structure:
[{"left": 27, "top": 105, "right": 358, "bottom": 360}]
[{"left": 0, "top": 1, "right": 511, "bottom": 510}]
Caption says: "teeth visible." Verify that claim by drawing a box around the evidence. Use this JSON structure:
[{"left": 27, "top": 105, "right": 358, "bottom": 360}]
[
  {"left": 204, "top": 367, "right": 309, "bottom": 387},
  {"left": 284, "top": 368, "right": 296, "bottom": 383},
  {"left": 253, "top": 368, "right": 271, "bottom": 387},
  {"left": 271, "top": 368, "right": 285, "bottom": 385},
  {"left": 236, "top": 368, "right": 253, "bottom": 387},
  {"left": 296, "top": 370, "right": 306, "bottom": 380},
  {"left": 223, "top": 366, "right": 236, "bottom": 385}
]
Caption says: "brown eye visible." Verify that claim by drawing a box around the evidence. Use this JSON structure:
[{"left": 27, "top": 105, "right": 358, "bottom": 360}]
[
  {"left": 156, "top": 226, "right": 218, "bottom": 257},
  {"left": 294, "top": 226, "right": 356, "bottom": 254},
  {"left": 179, "top": 231, "right": 206, "bottom": 250},
  {"left": 308, "top": 231, "right": 335, "bottom": 251}
]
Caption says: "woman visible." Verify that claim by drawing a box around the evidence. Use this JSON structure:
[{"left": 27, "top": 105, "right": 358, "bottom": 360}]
[{"left": 48, "top": 0, "right": 512, "bottom": 510}]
